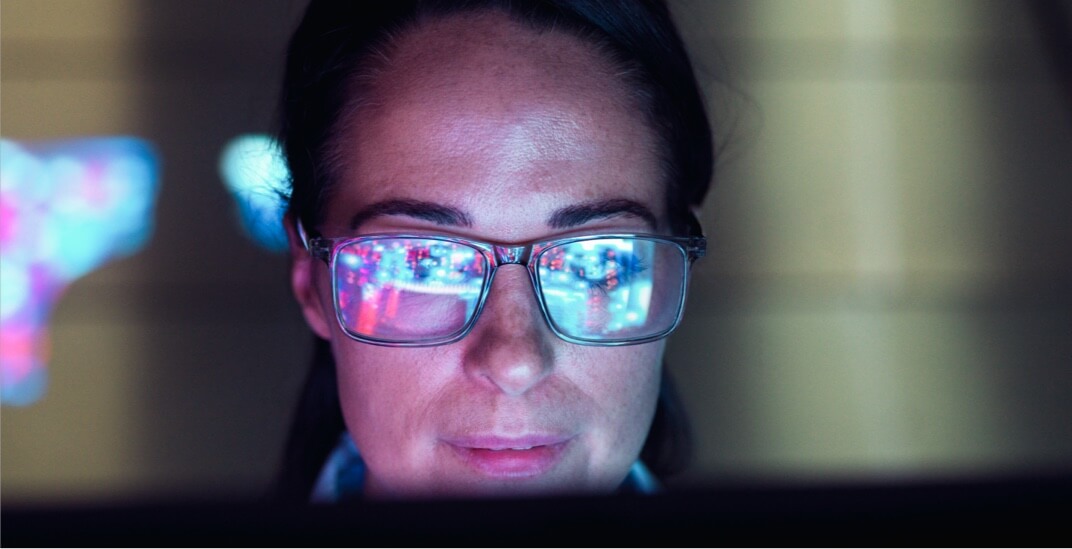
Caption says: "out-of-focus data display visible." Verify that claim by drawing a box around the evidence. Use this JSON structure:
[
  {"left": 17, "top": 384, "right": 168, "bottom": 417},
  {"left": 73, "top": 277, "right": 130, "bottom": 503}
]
[{"left": 0, "top": 137, "right": 160, "bottom": 406}]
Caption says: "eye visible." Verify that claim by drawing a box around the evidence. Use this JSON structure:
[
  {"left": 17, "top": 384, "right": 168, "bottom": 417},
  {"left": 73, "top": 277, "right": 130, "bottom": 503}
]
[
  {"left": 538, "top": 241, "right": 650, "bottom": 296},
  {"left": 583, "top": 252, "right": 649, "bottom": 295}
]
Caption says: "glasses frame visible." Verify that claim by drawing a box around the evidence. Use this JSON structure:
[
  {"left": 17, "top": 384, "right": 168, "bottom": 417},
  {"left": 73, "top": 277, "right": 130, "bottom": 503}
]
[{"left": 300, "top": 223, "right": 706, "bottom": 347}]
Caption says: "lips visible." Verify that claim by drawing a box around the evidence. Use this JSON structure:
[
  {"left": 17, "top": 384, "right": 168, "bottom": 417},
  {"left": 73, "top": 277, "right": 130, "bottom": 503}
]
[{"left": 445, "top": 435, "right": 573, "bottom": 478}]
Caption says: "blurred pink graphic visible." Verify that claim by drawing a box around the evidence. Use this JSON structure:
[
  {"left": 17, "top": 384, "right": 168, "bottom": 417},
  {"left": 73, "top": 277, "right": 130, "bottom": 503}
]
[{"left": 0, "top": 137, "right": 160, "bottom": 406}]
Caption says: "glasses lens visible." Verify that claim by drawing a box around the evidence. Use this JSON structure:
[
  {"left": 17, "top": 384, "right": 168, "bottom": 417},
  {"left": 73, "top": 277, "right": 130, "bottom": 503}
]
[
  {"left": 333, "top": 237, "right": 487, "bottom": 342},
  {"left": 536, "top": 237, "right": 686, "bottom": 342}
]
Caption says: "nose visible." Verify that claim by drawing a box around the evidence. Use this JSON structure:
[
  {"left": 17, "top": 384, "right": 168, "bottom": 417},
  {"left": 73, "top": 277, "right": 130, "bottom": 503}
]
[{"left": 461, "top": 265, "right": 555, "bottom": 396}]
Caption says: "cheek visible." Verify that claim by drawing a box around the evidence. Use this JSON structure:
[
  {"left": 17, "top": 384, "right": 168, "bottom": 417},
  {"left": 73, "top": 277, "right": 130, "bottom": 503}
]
[
  {"left": 568, "top": 342, "right": 664, "bottom": 464},
  {"left": 331, "top": 342, "right": 452, "bottom": 474},
  {"left": 316, "top": 270, "right": 434, "bottom": 448}
]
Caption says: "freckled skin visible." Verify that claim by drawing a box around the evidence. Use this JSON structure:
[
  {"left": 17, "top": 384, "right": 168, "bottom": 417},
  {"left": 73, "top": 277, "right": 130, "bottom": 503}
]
[{"left": 290, "top": 12, "right": 668, "bottom": 499}]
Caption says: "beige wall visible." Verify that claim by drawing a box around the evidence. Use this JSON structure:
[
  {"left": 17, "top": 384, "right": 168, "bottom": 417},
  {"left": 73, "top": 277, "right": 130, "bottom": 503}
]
[
  {"left": 667, "top": 0, "right": 1072, "bottom": 485},
  {"left": 2, "top": 0, "right": 1070, "bottom": 501}
]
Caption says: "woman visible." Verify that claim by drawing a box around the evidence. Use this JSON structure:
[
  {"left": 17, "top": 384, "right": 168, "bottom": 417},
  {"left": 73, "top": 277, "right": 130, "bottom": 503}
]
[{"left": 275, "top": 0, "right": 714, "bottom": 501}]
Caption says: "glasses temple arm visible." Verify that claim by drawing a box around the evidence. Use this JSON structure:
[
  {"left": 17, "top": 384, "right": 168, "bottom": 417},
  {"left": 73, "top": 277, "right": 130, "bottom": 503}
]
[
  {"left": 685, "top": 210, "right": 707, "bottom": 262},
  {"left": 295, "top": 219, "right": 334, "bottom": 263}
]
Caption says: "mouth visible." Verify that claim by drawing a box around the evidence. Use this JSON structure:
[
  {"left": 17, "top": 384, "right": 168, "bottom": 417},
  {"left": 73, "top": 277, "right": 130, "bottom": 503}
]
[{"left": 444, "top": 435, "right": 573, "bottom": 478}]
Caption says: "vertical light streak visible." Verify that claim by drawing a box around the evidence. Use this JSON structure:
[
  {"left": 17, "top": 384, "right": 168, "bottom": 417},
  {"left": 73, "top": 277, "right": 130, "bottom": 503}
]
[{"left": 841, "top": 0, "right": 910, "bottom": 465}]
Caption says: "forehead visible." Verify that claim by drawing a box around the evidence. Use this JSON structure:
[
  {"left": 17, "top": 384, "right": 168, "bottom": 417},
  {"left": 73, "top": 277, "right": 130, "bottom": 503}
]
[{"left": 325, "top": 11, "right": 664, "bottom": 240}]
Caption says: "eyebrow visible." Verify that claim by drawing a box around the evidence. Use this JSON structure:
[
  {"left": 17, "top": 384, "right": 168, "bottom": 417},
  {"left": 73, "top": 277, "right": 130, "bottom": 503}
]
[
  {"left": 348, "top": 199, "right": 474, "bottom": 230},
  {"left": 348, "top": 197, "right": 657, "bottom": 232},
  {"left": 547, "top": 199, "right": 658, "bottom": 230}
]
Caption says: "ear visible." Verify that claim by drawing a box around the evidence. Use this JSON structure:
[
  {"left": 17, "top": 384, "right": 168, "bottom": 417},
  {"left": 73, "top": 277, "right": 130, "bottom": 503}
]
[{"left": 285, "top": 213, "right": 333, "bottom": 340}]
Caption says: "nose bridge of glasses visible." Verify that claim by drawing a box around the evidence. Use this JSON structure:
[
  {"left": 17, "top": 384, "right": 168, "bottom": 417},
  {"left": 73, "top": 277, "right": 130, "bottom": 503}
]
[{"left": 492, "top": 244, "right": 531, "bottom": 266}]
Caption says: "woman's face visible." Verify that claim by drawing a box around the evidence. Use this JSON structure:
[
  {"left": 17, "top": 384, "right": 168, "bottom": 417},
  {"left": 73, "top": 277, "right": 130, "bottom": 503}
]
[{"left": 292, "top": 12, "right": 668, "bottom": 498}]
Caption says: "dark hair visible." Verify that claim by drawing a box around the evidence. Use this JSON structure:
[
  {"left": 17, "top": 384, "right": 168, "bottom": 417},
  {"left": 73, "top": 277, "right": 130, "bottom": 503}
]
[{"left": 274, "top": 0, "right": 714, "bottom": 501}]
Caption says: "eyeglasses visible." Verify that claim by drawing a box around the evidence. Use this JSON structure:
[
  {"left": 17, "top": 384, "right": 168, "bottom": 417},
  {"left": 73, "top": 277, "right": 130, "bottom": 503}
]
[{"left": 300, "top": 226, "right": 705, "bottom": 347}]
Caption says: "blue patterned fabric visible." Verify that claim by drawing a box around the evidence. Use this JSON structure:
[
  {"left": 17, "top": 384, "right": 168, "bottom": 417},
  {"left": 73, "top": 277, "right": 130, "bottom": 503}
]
[{"left": 310, "top": 432, "right": 660, "bottom": 502}]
